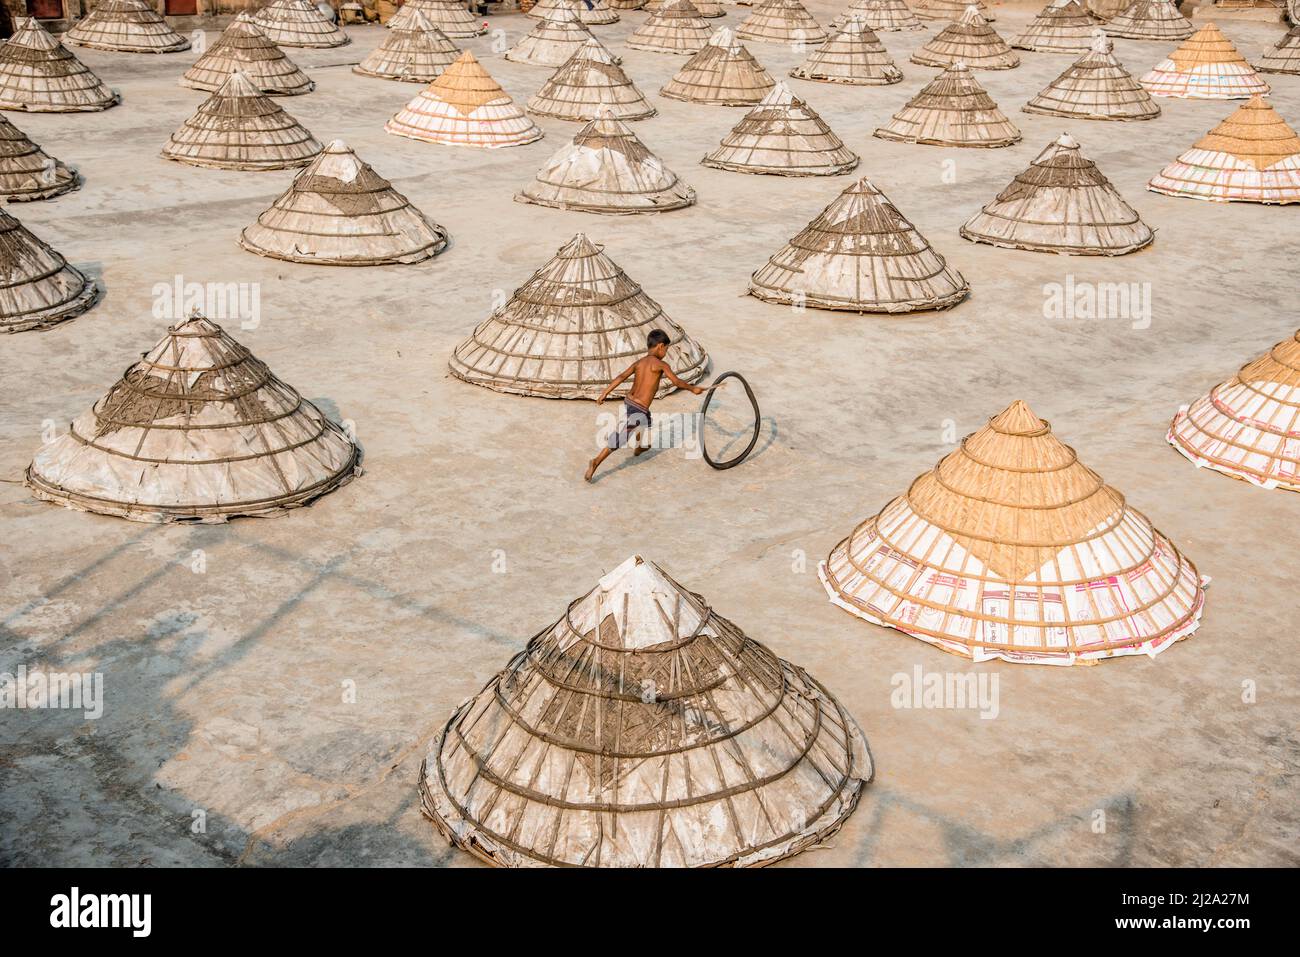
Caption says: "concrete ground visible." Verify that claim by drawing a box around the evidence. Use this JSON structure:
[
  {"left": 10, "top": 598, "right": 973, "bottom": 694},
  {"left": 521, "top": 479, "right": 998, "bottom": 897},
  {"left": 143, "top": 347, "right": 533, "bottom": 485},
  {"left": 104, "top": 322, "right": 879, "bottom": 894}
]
[{"left": 1, "top": 3, "right": 1297, "bottom": 867}]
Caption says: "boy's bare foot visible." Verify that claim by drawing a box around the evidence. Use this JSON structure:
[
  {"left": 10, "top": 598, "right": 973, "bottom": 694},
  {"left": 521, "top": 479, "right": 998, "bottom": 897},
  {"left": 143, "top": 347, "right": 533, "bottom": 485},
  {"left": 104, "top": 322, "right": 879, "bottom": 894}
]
[
  {"left": 584, "top": 459, "right": 597, "bottom": 482},
  {"left": 634, "top": 444, "right": 651, "bottom": 457}
]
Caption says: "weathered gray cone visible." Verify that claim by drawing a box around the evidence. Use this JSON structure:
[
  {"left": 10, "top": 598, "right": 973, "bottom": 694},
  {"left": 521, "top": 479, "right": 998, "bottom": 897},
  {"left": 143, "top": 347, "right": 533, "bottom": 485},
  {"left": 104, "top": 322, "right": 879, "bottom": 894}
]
[{"left": 0, "top": 207, "right": 98, "bottom": 333}]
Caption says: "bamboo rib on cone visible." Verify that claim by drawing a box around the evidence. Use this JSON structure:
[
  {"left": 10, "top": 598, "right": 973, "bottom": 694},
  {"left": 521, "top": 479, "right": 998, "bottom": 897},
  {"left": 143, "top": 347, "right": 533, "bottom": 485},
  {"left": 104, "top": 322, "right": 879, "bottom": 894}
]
[
  {"left": 1141, "top": 23, "right": 1269, "bottom": 98},
  {"left": 749, "top": 177, "right": 968, "bottom": 313},
  {"left": 1012, "top": 0, "right": 1096, "bottom": 54},
  {"left": 737, "top": 0, "right": 828, "bottom": 44},
  {"left": 645, "top": 0, "right": 725, "bottom": 16},
  {"left": 875, "top": 62, "right": 1020, "bottom": 147},
  {"left": 0, "top": 113, "right": 78, "bottom": 201},
  {"left": 517, "top": 109, "right": 695, "bottom": 214},
  {"left": 914, "top": 0, "right": 994, "bottom": 20},
  {"left": 832, "top": 0, "right": 926, "bottom": 32},
  {"left": 0, "top": 18, "right": 120, "bottom": 113},
  {"left": 702, "top": 81, "right": 858, "bottom": 175},
  {"left": 64, "top": 0, "right": 190, "bottom": 53},
  {"left": 626, "top": 0, "right": 713, "bottom": 54},
  {"left": 386, "top": 51, "right": 543, "bottom": 148},
  {"left": 354, "top": 11, "right": 460, "bottom": 81},
  {"left": 660, "top": 27, "right": 776, "bottom": 105},
  {"left": 448, "top": 234, "right": 708, "bottom": 399},
  {"left": 240, "top": 139, "right": 450, "bottom": 264},
  {"left": 1103, "top": 0, "right": 1192, "bottom": 41},
  {"left": 181, "top": 15, "right": 314, "bottom": 95},
  {"left": 530, "top": 0, "right": 620, "bottom": 23},
  {"left": 254, "top": 0, "right": 350, "bottom": 48},
  {"left": 388, "top": 0, "right": 486, "bottom": 36},
  {"left": 421, "top": 555, "right": 872, "bottom": 868},
  {"left": 1256, "top": 23, "right": 1300, "bottom": 75},
  {"left": 162, "top": 70, "right": 322, "bottom": 171},
  {"left": 1023, "top": 32, "right": 1160, "bottom": 121},
  {"left": 790, "top": 16, "right": 902, "bottom": 85},
  {"left": 528, "top": 39, "right": 655, "bottom": 120},
  {"left": 26, "top": 313, "right": 360, "bottom": 522},
  {"left": 912, "top": 7, "right": 1019, "bottom": 70},
  {"left": 1169, "top": 330, "right": 1300, "bottom": 492},
  {"left": 506, "top": 6, "right": 612, "bottom": 68},
  {"left": 820, "top": 400, "right": 1208, "bottom": 665},
  {"left": 0, "top": 208, "right": 97, "bottom": 333},
  {"left": 1148, "top": 96, "right": 1300, "bottom": 203},
  {"left": 960, "top": 133, "right": 1153, "bottom": 255}
]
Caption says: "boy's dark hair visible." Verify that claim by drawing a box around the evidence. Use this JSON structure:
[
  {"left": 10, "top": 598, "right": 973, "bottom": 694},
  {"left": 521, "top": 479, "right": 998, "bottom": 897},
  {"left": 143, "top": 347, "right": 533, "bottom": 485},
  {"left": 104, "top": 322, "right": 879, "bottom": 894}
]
[{"left": 647, "top": 330, "right": 670, "bottom": 349}]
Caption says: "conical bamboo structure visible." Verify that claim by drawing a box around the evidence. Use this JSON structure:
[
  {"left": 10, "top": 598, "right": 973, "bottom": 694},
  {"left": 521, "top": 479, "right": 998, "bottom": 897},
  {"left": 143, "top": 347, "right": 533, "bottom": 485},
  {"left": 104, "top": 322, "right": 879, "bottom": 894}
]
[
  {"left": 1168, "top": 330, "right": 1300, "bottom": 492},
  {"left": 161, "top": 70, "right": 321, "bottom": 171},
  {"left": 387, "top": 0, "right": 487, "bottom": 36},
  {"left": 959, "top": 134, "right": 1153, "bottom": 255},
  {"left": 181, "top": 14, "right": 314, "bottom": 95},
  {"left": 1086, "top": 0, "right": 1129, "bottom": 18},
  {"left": 1023, "top": 32, "right": 1160, "bottom": 120},
  {"left": 1255, "top": 23, "right": 1300, "bottom": 75},
  {"left": 609, "top": 0, "right": 646, "bottom": 8},
  {"left": 912, "top": 6, "right": 1019, "bottom": 69},
  {"left": 659, "top": 27, "right": 776, "bottom": 104},
  {"left": 0, "top": 18, "right": 120, "bottom": 113},
  {"left": 821, "top": 400, "right": 1208, "bottom": 666},
  {"left": 528, "top": 39, "right": 655, "bottom": 121},
  {"left": 1012, "top": 0, "right": 1096, "bottom": 53},
  {"left": 647, "top": 0, "right": 726, "bottom": 15},
  {"left": 702, "top": 81, "right": 858, "bottom": 175},
  {"left": 790, "top": 15, "right": 902, "bottom": 84},
  {"left": 0, "top": 113, "right": 78, "bottom": 201},
  {"left": 353, "top": 12, "right": 460, "bottom": 81},
  {"left": 832, "top": 0, "right": 926, "bottom": 32},
  {"left": 626, "top": 0, "right": 714, "bottom": 54},
  {"left": 1148, "top": 96, "right": 1300, "bottom": 203},
  {"left": 449, "top": 234, "right": 708, "bottom": 399},
  {"left": 240, "top": 139, "right": 450, "bottom": 264},
  {"left": 1103, "top": 0, "right": 1193, "bottom": 41},
  {"left": 254, "top": 0, "right": 351, "bottom": 48},
  {"left": 64, "top": 0, "right": 190, "bottom": 53},
  {"left": 0, "top": 208, "right": 97, "bottom": 333},
  {"left": 875, "top": 62, "right": 1020, "bottom": 147},
  {"left": 749, "top": 177, "right": 968, "bottom": 313},
  {"left": 420, "top": 554, "right": 872, "bottom": 868},
  {"left": 531, "top": 0, "right": 621, "bottom": 24},
  {"left": 517, "top": 109, "right": 695, "bottom": 214},
  {"left": 914, "top": 0, "right": 994, "bottom": 20},
  {"left": 386, "top": 51, "right": 544, "bottom": 148},
  {"left": 506, "top": 6, "right": 610, "bottom": 68},
  {"left": 26, "top": 314, "right": 361, "bottom": 522},
  {"left": 736, "top": 0, "right": 828, "bottom": 44},
  {"left": 1140, "top": 23, "right": 1269, "bottom": 98}
]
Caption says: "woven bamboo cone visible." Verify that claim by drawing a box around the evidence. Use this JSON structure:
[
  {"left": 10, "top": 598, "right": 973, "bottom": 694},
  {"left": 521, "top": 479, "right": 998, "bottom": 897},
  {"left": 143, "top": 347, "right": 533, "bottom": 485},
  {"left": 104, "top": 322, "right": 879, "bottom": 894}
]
[
  {"left": 737, "top": 0, "right": 827, "bottom": 44},
  {"left": 1255, "top": 23, "right": 1300, "bottom": 75},
  {"left": 646, "top": 0, "right": 725, "bottom": 16},
  {"left": 181, "top": 14, "right": 314, "bottom": 95},
  {"left": 387, "top": 0, "right": 487, "bottom": 36},
  {"left": 0, "top": 113, "right": 78, "bottom": 201},
  {"left": 354, "top": 11, "right": 460, "bottom": 81},
  {"left": 914, "top": 0, "right": 994, "bottom": 21},
  {"left": 608, "top": 0, "right": 646, "bottom": 9},
  {"left": 1168, "top": 329, "right": 1300, "bottom": 493},
  {"left": 703, "top": 81, "right": 858, "bottom": 175},
  {"left": 528, "top": 39, "right": 655, "bottom": 121},
  {"left": 26, "top": 313, "right": 361, "bottom": 522},
  {"left": 420, "top": 554, "right": 872, "bottom": 867},
  {"left": 386, "top": 51, "right": 543, "bottom": 148},
  {"left": 820, "top": 400, "right": 1208, "bottom": 666},
  {"left": 960, "top": 133, "right": 1153, "bottom": 255},
  {"left": 875, "top": 62, "right": 1020, "bottom": 147},
  {"left": 0, "top": 208, "right": 97, "bottom": 333},
  {"left": 0, "top": 18, "right": 120, "bottom": 113},
  {"left": 1104, "top": 0, "right": 1192, "bottom": 41},
  {"left": 1140, "top": 23, "right": 1269, "bottom": 98},
  {"left": 530, "top": 0, "right": 620, "bottom": 24},
  {"left": 254, "top": 0, "right": 351, "bottom": 48},
  {"left": 1148, "top": 95, "right": 1300, "bottom": 203},
  {"left": 1012, "top": 0, "right": 1096, "bottom": 54},
  {"left": 832, "top": 0, "right": 925, "bottom": 32},
  {"left": 790, "top": 16, "right": 902, "bottom": 85},
  {"left": 912, "top": 7, "right": 1019, "bottom": 70},
  {"left": 660, "top": 27, "right": 775, "bottom": 104},
  {"left": 507, "top": 6, "right": 613, "bottom": 68},
  {"left": 64, "top": 0, "right": 190, "bottom": 53},
  {"left": 627, "top": 0, "right": 714, "bottom": 54},
  {"left": 448, "top": 233, "right": 708, "bottom": 399},
  {"left": 749, "top": 177, "right": 968, "bottom": 313},
  {"left": 240, "top": 139, "right": 450, "bottom": 264},
  {"left": 1023, "top": 33, "right": 1160, "bottom": 121}
]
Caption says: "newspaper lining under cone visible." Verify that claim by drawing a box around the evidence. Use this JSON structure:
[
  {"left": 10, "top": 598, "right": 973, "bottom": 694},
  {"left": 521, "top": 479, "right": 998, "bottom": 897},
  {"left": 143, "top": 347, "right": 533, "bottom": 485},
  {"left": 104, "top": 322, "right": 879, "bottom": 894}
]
[
  {"left": 1148, "top": 95, "right": 1300, "bottom": 203},
  {"left": 627, "top": 0, "right": 714, "bottom": 54},
  {"left": 528, "top": 39, "right": 655, "bottom": 120},
  {"left": 0, "top": 113, "right": 78, "bottom": 201},
  {"left": 387, "top": 0, "right": 487, "bottom": 36},
  {"left": 0, "top": 208, "right": 97, "bottom": 333},
  {"left": 181, "top": 14, "right": 314, "bottom": 95},
  {"left": 960, "top": 133, "right": 1154, "bottom": 255},
  {"left": 421, "top": 555, "right": 872, "bottom": 868},
  {"left": 507, "top": 6, "right": 615, "bottom": 68},
  {"left": 1103, "top": 0, "right": 1193, "bottom": 41},
  {"left": 820, "top": 400, "right": 1208, "bottom": 666},
  {"left": 386, "top": 51, "right": 543, "bottom": 148},
  {"left": 1168, "top": 329, "right": 1300, "bottom": 492},
  {"left": 876, "top": 62, "right": 1020, "bottom": 147},
  {"left": 790, "top": 15, "right": 903, "bottom": 84},
  {"left": 530, "top": 0, "right": 620, "bottom": 23},
  {"left": 660, "top": 27, "right": 776, "bottom": 104},
  {"left": 26, "top": 314, "right": 360, "bottom": 522},
  {"left": 749, "top": 177, "right": 968, "bottom": 313},
  {"left": 1256, "top": 23, "right": 1300, "bottom": 75},
  {"left": 737, "top": 0, "right": 828, "bottom": 44},
  {"left": 0, "top": 18, "right": 120, "bottom": 113},
  {"left": 702, "top": 81, "right": 859, "bottom": 175},
  {"left": 449, "top": 234, "right": 707, "bottom": 399},
  {"left": 912, "top": 6, "right": 1019, "bottom": 70},
  {"left": 1012, "top": 0, "right": 1096, "bottom": 54},
  {"left": 354, "top": 11, "right": 460, "bottom": 82},
  {"left": 1140, "top": 23, "right": 1269, "bottom": 98},
  {"left": 914, "top": 0, "right": 994, "bottom": 20},
  {"left": 832, "top": 0, "right": 926, "bottom": 32},
  {"left": 240, "top": 139, "right": 450, "bottom": 265},
  {"left": 1024, "top": 32, "right": 1160, "bottom": 121},
  {"left": 254, "top": 0, "right": 351, "bottom": 48},
  {"left": 64, "top": 0, "right": 190, "bottom": 53}
]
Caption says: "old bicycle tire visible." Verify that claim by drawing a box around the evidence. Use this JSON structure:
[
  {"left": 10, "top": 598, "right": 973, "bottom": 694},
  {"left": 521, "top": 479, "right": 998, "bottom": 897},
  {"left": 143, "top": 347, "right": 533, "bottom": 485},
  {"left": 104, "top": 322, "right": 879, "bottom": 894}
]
[{"left": 700, "top": 372, "right": 760, "bottom": 470}]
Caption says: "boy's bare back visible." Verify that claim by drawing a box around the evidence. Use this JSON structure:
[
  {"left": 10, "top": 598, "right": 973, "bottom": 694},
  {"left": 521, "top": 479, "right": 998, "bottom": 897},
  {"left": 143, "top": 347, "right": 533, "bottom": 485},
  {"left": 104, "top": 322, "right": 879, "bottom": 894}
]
[{"left": 625, "top": 356, "right": 668, "bottom": 409}]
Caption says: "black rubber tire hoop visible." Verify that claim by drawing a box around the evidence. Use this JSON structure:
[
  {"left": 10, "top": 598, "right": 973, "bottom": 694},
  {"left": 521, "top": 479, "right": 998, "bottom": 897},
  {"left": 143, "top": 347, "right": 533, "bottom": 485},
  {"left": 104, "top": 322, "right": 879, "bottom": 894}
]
[{"left": 700, "top": 372, "right": 760, "bottom": 471}]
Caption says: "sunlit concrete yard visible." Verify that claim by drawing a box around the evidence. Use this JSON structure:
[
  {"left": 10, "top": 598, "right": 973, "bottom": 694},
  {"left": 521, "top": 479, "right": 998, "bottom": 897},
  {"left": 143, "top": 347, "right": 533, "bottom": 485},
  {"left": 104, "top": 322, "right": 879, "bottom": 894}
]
[{"left": 1, "top": 2, "right": 1298, "bottom": 867}]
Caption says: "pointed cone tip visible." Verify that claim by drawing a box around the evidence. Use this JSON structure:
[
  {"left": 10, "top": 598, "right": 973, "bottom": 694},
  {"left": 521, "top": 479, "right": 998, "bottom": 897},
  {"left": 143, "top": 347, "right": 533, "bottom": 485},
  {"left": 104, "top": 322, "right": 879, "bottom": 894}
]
[{"left": 990, "top": 400, "right": 1047, "bottom": 435}]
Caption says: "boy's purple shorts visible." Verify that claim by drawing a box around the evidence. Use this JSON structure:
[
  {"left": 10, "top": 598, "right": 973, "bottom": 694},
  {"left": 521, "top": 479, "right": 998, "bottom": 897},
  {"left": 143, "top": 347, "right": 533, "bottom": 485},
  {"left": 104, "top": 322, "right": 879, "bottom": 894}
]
[{"left": 608, "top": 398, "right": 652, "bottom": 450}]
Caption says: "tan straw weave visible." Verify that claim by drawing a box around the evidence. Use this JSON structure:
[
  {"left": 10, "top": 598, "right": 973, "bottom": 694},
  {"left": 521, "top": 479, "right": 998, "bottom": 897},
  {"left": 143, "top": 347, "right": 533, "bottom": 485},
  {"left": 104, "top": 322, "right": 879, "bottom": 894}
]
[{"left": 386, "top": 51, "right": 544, "bottom": 148}]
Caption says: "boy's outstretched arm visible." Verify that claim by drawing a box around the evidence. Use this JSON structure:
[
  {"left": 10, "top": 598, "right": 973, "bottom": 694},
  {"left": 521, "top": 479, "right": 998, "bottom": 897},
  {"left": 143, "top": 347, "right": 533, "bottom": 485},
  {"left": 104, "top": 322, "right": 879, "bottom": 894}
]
[
  {"left": 596, "top": 362, "right": 638, "bottom": 405},
  {"left": 660, "top": 361, "right": 706, "bottom": 395}
]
